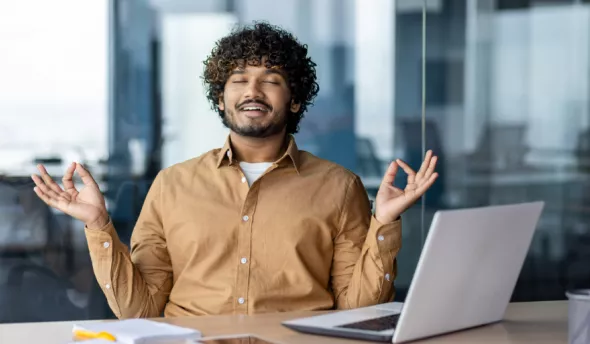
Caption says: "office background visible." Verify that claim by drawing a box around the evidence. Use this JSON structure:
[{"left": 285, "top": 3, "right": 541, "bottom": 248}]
[{"left": 1, "top": 0, "right": 589, "bottom": 323}]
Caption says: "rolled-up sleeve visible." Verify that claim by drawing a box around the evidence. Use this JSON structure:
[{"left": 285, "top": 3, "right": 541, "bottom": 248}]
[
  {"left": 330, "top": 176, "right": 402, "bottom": 309},
  {"left": 85, "top": 172, "right": 173, "bottom": 318}
]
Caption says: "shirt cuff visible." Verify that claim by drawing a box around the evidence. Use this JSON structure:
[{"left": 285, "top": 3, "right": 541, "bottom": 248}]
[
  {"left": 367, "top": 215, "right": 402, "bottom": 252},
  {"left": 84, "top": 217, "right": 114, "bottom": 231},
  {"left": 85, "top": 219, "right": 124, "bottom": 256}
]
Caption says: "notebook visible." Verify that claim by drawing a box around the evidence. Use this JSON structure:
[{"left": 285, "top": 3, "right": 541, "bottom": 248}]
[{"left": 72, "top": 319, "right": 201, "bottom": 344}]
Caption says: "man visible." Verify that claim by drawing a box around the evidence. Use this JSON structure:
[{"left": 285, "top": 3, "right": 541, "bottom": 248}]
[{"left": 31, "top": 22, "right": 438, "bottom": 318}]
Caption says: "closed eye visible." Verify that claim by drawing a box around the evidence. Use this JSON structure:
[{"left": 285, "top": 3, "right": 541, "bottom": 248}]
[{"left": 263, "top": 81, "right": 280, "bottom": 85}]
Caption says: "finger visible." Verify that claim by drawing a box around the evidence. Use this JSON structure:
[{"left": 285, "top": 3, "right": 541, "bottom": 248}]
[
  {"left": 33, "top": 186, "right": 54, "bottom": 206},
  {"left": 415, "top": 172, "right": 439, "bottom": 196},
  {"left": 421, "top": 155, "right": 438, "bottom": 180},
  {"left": 32, "top": 174, "right": 63, "bottom": 200},
  {"left": 32, "top": 172, "right": 69, "bottom": 202},
  {"left": 415, "top": 150, "right": 433, "bottom": 180},
  {"left": 62, "top": 162, "right": 78, "bottom": 192},
  {"left": 396, "top": 159, "right": 416, "bottom": 184},
  {"left": 381, "top": 161, "right": 399, "bottom": 186},
  {"left": 31, "top": 174, "right": 49, "bottom": 190},
  {"left": 75, "top": 162, "right": 98, "bottom": 187},
  {"left": 37, "top": 164, "right": 65, "bottom": 195}
]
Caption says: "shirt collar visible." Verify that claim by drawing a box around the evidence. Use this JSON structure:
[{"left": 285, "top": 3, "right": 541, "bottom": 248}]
[
  {"left": 216, "top": 137, "right": 234, "bottom": 167},
  {"left": 216, "top": 135, "right": 301, "bottom": 174}
]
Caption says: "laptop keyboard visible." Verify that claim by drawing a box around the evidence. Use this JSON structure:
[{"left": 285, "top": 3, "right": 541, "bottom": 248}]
[{"left": 336, "top": 313, "right": 400, "bottom": 332}]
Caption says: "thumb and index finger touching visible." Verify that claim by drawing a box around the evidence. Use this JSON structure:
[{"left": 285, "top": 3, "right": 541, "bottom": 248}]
[
  {"left": 380, "top": 150, "right": 438, "bottom": 187},
  {"left": 59, "top": 162, "right": 98, "bottom": 187},
  {"left": 74, "top": 162, "right": 99, "bottom": 188},
  {"left": 34, "top": 162, "right": 99, "bottom": 193}
]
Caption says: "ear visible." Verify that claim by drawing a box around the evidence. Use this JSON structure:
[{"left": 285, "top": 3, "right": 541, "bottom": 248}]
[
  {"left": 290, "top": 100, "right": 301, "bottom": 113},
  {"left": 218, "top": 93, "right": 225, "bottom": 111}
]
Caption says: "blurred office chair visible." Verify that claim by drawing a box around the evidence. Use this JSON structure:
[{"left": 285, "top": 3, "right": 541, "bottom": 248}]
[
  {"left": 356, "top": 137, "right": 384, "bottom": 179},
  {"left": 0, "top": 177, "right": 106, "bottom": 323},
  {"left": 0, "top": 176, "right": 50, "bottom": 254},
  {"left": 468, "top": 124, "right": 530, "bottom": 172},
  {"left": 0, "top": 260, "right": 112, "bottom": 323},
  {"left": 107, "top": 178, "right": 153, "bottom": 246},
  {"left": 0, "top": 262, "right": 81, "bottom": 323}
]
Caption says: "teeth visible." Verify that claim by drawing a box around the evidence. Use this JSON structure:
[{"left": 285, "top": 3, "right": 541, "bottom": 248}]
[{"left": 243, "top": 106, "right": 265, "bottom": 111}]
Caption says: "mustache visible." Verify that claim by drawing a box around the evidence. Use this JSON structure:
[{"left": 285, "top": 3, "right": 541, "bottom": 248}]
[{"left": 236, "top": 99, "right": 272, "bottom": 111}]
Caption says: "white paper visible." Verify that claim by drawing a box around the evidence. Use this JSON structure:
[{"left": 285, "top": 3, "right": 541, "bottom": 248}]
[{"left": 72, "top": 319, "right": 201, "bottom": 344}]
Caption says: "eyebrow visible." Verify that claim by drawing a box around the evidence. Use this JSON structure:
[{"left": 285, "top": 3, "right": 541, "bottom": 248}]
[
  {"left": 229, "top": 68, "right": 285, "bottom": 77},
  {"left": 264, "top": 69, "right": 284, "bottom": 77}
]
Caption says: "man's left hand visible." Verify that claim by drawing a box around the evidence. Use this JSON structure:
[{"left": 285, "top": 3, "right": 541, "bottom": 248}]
[{"left": 374, "top": 150, "right": 438, "bottom": 224}]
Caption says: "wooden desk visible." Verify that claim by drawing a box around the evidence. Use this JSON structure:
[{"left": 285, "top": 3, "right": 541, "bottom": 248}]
[{"left": 0, "top": 301, "right": 568, "bottom": 343}]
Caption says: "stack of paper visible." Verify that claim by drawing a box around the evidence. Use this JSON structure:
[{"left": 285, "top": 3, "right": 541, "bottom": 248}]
[{"left": 71, "top": 319, "right": 201, "bottom": 343}]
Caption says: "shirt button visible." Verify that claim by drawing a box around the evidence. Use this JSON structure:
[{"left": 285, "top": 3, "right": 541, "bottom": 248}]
[
  {"left": 103, "top": 242, "right": 110, "bottom": 249},
  {"left": 378, "top": 235, "right": 385, "bottom": 241},
  {"left": 240, "top": 257, "right": 248, "bottom": 264},
  {"left": 385, "top": 273, "right": 391, "bottom": 281},
  {"left": 238, "top": 297, "right": 245, "bottom": 304},
  {"left": 241, "top": 177, "right": 246, "bottom": 183},
  {"left": 105, "top": 283, "right": 111, "bottom": 289},
  {"left": 242, "top": 215, "right": 249, "bottom": 222}
]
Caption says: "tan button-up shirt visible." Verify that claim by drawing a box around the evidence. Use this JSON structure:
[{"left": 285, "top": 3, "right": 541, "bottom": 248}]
[{"left": 86, "top": 135, "right": 402, "bottom": 318}]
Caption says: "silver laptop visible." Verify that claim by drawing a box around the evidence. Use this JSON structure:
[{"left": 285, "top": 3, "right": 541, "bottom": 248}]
[{"left": 282, "top": 201, "right": 544, "bottom": 343}]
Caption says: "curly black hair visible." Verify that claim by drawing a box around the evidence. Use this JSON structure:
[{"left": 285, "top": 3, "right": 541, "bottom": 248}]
[{"left": 202, "top": 21, "right": 319, "bottom": 134}]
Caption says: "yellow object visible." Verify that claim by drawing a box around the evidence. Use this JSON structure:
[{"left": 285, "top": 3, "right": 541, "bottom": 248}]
[{"left": 72, "top": 329, "right": 117, "bottom": 342}]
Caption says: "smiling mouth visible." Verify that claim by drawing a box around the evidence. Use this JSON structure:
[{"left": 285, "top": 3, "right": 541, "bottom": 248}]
[
  {"left": 238, "top": 103, "right": 271, "bottom": 118},
  {"left": 239, "top": 105, "right": 270, "bottom": 112}
]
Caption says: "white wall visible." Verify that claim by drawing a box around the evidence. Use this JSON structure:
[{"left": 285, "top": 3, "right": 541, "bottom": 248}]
[{"left": 160, "top": 13, "right": 237, "bottom": 168}]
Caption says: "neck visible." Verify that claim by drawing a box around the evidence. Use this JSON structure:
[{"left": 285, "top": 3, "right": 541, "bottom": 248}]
[{"left": 229, "top": 130, "right": 287, "bottom": 163}]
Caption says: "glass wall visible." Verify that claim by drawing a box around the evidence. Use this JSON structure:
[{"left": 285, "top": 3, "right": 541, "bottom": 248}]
[
  {"left": 0, "top": 0, "right": 112, "bottom": 322},
  {"left": 0, "top": 0, "right": 589, "bottom": 323},
  {"left": 442, "top": 0, "right": 590, "bottom": 300}
]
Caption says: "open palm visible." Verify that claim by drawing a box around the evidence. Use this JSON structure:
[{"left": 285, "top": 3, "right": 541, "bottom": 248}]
[
  {"left": 31, "top": 162, "right": 108, "bottom": 228},
  {"left": 375, "top": 150, "right": 438, "bottom": 224}
]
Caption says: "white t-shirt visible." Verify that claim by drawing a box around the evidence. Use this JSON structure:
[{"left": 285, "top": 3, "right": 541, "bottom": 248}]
[{"left": 239, "top": 161, "right": 273, "bottom": 186}]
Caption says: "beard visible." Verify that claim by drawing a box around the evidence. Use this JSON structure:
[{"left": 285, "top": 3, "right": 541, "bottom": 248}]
[{"left": 222, "top": 101, "right": 289, "bottom": 138}]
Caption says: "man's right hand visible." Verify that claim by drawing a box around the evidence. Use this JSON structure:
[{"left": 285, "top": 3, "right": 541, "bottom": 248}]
[{"left": 31, "top": 162, "right": 109, "bottom": 229}]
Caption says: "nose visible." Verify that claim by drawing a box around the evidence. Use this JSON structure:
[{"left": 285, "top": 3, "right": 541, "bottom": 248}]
[{"left": 243, "top": 80, "right": 263, "bottom": 99}]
